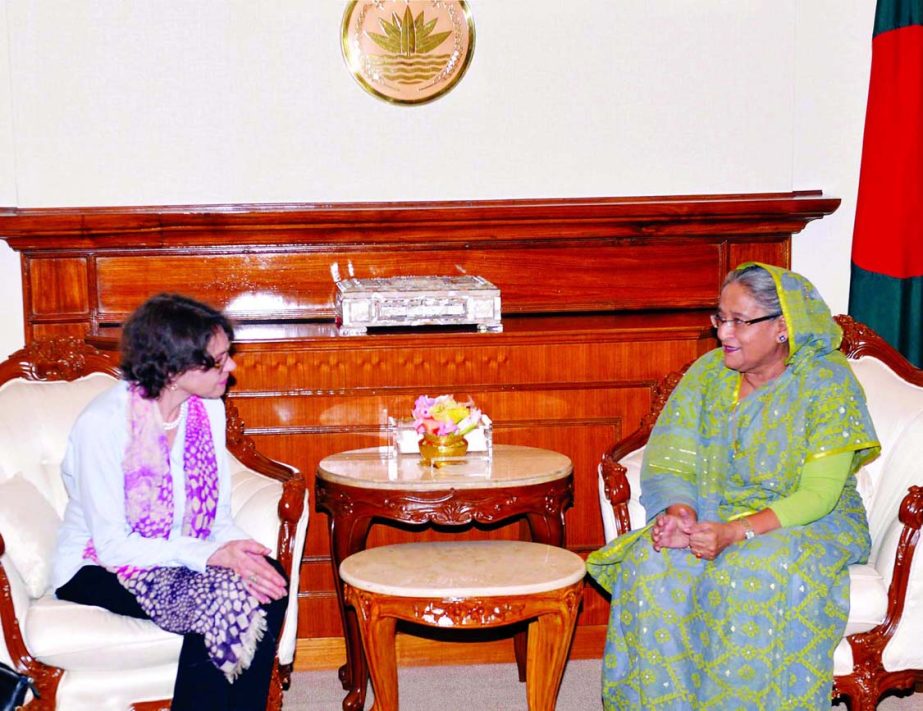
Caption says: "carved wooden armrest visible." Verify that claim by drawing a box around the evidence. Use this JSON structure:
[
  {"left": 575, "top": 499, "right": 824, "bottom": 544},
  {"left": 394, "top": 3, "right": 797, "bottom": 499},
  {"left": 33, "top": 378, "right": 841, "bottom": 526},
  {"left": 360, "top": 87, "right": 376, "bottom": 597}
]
[
  {"left": 843, "top": 486, "right": 923, "bottom": 671},
  {"left": 224, "top": 399, "right": 305, "bottom": 577},
  {"left": 276, "top": 477, "right": 307, "bottom": 581},
  {"left": 879, "top": 486, "right": 923, "bottom": 633},
  {"left": 600, "top": 428, "right": 652, "bottom": 538},
  {"left": 599, "top": 364, "right": 690, "bottom": 538}
]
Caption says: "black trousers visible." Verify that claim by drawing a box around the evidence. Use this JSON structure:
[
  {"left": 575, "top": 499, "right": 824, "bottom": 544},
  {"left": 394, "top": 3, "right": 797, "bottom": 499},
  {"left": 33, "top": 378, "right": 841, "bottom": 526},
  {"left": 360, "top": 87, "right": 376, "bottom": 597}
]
[{"left": 56, "top": 560, "right": 288, "bottom": 711}]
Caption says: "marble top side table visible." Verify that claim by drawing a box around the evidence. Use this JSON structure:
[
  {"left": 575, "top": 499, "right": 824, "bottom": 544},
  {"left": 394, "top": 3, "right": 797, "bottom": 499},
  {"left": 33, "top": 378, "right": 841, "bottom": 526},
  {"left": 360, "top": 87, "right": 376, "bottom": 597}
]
[{"left": 314, "top": 444, "right": 574, "bottom": 711}]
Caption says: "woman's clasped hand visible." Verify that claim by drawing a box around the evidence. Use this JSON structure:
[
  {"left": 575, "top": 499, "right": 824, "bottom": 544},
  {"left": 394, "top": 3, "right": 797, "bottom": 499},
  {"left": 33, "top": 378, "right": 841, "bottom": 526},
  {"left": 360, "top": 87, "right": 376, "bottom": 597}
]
[
  {"left": 207, "top": 540, "right": 288, "bottom": 604},
  {"left": 651, "top": 505, "right": 744, "bottom": 560}
]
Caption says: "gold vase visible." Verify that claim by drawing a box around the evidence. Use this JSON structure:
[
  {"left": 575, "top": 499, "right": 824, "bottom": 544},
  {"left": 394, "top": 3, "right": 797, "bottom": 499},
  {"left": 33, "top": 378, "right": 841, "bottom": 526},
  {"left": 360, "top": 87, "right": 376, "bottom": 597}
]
[{"left": 419, "top": 432, "right": 468, "bottom": 465}]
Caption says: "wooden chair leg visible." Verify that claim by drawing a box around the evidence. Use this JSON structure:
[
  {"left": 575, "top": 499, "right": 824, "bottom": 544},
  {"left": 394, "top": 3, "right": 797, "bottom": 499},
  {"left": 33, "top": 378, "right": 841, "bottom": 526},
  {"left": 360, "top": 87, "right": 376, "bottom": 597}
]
[
  {"left": 524, "top": 604, "right": 579, "bottom": 711},
  {"left": 356, "top": 609, "right": 399, "bottom": 711},
  {"left": 514, "top": 627, "right": 527, "bottom": 682},
  {"left": 266, "top": 662, "right": 284, "bottom": 711}
]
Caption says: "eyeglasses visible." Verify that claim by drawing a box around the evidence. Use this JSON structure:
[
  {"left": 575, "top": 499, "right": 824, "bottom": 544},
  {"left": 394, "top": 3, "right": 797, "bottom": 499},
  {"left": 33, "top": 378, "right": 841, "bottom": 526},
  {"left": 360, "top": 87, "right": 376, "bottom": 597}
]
[
  {"left": 709, "top": 312, "right": 781, "bottom": 329},
  {"left": 206, "top": 352, "right": 231, "bottom": 370}
]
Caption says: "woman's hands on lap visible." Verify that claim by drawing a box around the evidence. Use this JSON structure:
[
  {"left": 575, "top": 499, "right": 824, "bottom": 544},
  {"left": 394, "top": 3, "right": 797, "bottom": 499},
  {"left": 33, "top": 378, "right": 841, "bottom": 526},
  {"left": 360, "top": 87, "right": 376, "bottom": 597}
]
[
  {"left": 208, "top": 539, "right": 288, "bottom": 604},
  {"left": 688, "top": 521, "right": 739, "bottom": 561},
  {"left": 652, "top": 505, "right": 697, "bottom": 552}
]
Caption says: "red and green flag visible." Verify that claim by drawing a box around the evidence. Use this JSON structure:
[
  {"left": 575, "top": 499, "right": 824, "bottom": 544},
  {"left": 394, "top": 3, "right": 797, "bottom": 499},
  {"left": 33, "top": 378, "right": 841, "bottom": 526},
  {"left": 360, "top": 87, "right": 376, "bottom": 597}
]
[{"left": 849, "top": 0, "right": 923, "bottom": 367}]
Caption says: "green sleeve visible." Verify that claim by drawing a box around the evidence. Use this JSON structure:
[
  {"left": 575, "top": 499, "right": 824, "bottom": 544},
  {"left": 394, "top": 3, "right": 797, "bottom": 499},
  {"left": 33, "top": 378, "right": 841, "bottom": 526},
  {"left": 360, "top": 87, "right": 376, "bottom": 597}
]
[{"left": 768, "top": 451, "right": 854, "bottom": 527}]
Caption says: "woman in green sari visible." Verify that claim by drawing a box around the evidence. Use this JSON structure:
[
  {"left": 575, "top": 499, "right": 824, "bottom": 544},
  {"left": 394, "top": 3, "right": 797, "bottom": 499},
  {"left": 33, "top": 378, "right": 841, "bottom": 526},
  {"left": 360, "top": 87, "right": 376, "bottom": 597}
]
[{"left": 587, "top": 263, "right": 879, "bottom": 710}]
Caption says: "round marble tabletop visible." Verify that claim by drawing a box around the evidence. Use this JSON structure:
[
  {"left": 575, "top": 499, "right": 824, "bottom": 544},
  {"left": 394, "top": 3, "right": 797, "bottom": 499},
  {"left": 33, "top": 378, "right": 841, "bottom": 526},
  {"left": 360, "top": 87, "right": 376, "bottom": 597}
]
[
  {"left": 339, "top": 540, "right": 586, "bottom": 598},
  {"left": 316, "top": 444, "right": 572, "bottom": 491}
]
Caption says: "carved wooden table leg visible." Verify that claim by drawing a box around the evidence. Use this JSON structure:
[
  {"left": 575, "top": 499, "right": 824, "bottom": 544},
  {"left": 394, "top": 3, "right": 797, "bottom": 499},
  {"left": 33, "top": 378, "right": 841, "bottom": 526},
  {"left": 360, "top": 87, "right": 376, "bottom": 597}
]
[
  {"left": 345, "top": 584, "right": 400, "bottom": 711},
  {"left": 315, "top": 483, "right": 374, "bottom": 711},
  {"left": 525, "top": 587, "right": 582, "bottom": 711},
  {"left": 514, "top": 504, "right": 569, "bottom": 682},
  {"left": 336, "top": 517, "right": 375, "bottom": 711}
]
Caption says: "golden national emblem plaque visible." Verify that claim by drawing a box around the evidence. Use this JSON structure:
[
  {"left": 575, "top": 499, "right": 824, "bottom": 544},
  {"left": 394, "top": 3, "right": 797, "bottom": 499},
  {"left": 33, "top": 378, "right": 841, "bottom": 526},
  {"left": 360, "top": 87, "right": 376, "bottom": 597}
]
[{"left": 341, "top": 0, "right": 475, "bottom": 105}]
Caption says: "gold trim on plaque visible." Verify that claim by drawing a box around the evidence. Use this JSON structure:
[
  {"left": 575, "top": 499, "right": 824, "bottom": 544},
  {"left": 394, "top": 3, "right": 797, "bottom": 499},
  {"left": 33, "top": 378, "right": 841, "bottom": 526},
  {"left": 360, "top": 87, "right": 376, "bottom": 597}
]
[{"left": 341, "top": 1, "right": 475, "bottom": 106}]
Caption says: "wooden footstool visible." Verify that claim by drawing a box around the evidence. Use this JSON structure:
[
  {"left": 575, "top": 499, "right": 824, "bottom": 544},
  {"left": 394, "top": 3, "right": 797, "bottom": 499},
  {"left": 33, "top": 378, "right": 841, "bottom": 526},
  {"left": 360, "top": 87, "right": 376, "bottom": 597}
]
[{"left": 340, "top": 540, "right": 586, "bottom": 711}]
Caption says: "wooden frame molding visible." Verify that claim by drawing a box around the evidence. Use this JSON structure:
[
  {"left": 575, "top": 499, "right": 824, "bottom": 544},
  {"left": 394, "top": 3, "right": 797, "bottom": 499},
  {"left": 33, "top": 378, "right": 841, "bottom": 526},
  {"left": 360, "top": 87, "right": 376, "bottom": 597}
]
[{"left": 0, "top": 191, "right": 837, "bottom": 337}]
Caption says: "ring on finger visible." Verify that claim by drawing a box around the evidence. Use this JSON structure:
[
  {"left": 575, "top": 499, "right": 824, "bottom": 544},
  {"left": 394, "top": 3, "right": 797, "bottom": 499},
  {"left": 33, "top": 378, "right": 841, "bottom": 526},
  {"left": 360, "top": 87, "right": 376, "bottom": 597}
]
[{"left": 248, "top": 574, "right": 257, "bottom": 583}]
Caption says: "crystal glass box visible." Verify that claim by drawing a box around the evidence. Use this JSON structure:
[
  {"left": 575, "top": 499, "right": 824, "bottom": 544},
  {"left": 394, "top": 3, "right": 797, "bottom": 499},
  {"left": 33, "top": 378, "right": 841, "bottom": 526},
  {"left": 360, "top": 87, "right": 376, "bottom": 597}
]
[{"left": 335, "top": 275, "right": 502, "bottom": 336}]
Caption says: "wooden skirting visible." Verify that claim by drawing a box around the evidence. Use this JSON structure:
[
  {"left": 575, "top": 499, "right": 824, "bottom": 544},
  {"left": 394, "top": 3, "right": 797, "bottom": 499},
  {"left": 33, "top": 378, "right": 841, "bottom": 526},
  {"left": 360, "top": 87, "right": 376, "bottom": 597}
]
[{"left": 292, "top": 624, "right": 606, "bottom": 671}]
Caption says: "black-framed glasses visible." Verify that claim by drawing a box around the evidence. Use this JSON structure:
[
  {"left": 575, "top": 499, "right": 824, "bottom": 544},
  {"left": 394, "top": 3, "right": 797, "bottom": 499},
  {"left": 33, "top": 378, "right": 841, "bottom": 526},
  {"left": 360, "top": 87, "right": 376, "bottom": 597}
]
[
  {"left": 709, "top": 312, "right": 781, "bottom": 329},
  {"left": 205, "top": 351, "right": 231, "bottom": 371}
]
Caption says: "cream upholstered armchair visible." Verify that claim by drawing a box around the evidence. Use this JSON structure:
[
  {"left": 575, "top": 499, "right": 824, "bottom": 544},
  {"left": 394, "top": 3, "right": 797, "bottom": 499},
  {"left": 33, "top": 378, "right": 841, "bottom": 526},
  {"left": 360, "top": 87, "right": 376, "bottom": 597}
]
[
  {"left": 0, "top": 338, "right": 308, "bottom": 711},
  {"left": 597, "top": 316, "right": 923, "bottom": 711}
]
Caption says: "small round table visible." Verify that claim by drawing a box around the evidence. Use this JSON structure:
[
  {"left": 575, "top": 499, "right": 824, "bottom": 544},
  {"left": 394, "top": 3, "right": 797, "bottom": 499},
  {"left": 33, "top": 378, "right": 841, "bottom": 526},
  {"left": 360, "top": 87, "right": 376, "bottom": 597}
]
[
  {"left": 341, "top": 541, "right": 586, "bottom": 711},
  {"left": 315, "top": 444, "right": 574, "bottom": 711}
]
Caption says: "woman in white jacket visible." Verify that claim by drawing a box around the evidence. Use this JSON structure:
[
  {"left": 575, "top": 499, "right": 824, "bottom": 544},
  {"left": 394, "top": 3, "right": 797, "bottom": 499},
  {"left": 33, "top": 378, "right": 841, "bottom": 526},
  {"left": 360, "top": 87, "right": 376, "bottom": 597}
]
[{"left": 52, "top": 293, "right": 288, "bottom": 711}]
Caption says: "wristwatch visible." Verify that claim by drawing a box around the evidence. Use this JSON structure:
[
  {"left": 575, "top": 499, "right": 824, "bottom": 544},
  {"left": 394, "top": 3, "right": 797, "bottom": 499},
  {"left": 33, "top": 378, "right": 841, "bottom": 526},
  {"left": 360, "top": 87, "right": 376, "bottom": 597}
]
[{"left": 741, "top": 518, "right": 756, "bottom": 541}]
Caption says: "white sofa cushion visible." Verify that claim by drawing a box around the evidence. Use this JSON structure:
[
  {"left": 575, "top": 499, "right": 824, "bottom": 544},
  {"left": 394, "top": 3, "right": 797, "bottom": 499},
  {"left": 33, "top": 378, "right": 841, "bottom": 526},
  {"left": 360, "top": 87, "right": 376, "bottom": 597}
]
[
  {"left": 843, "top": 564, "right": 887, "bottom": 637},
  {"left": 848, "top": 357, "right": 923, "bottom": 557},
  {"left": 833, "top": 637, "right": 854, "bottom": 677},
  {"left": 0, "top": 373, "right": 116, "bottom": 515},
  {"left": 0, "top": 473, "right": 62, "bottom": 598},
  {"left": 26, "top": 596, "right": 182, "bottom": 671},
  {"left": 229, "top": 461, "right": 283, "bottom": 554},
  {"left": 55, "top": 664, "right": 178, "bottom": 711}
]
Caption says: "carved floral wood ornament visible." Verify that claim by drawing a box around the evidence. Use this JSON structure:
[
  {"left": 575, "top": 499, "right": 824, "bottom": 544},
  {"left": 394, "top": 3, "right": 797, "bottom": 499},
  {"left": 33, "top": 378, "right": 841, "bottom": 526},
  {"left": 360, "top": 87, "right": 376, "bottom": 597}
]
[{"left": 341, "top": 0, "right": 475, "bottom": 105}]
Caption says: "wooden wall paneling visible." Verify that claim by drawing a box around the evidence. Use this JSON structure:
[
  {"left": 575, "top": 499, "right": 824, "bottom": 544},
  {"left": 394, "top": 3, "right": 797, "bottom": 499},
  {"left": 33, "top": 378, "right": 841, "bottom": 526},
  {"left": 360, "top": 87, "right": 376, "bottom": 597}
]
[
  {"left": 30, "top": 323, "right": 94, "bottom": 341},
  {"left": 28, "top": 256, "right": 89, "bottom": 317},
  {"left": 726, "top": 235, "right": 791, "bottom": 272},
  {"left": 93, "top": 241, "right": 722, "bottom": 321},
  {"left": 0, "top": 192, "right": 839, "bottom": 668}
]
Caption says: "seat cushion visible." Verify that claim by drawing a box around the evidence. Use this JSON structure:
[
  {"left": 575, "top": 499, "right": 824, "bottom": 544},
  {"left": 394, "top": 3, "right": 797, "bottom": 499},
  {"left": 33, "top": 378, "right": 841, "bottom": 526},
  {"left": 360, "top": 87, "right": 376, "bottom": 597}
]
[
  {"left": 844, "top": 563, "right": 887, "bottom": 636},
  {"left": 55, "top": 664, "right": 178, "bottom": 711},
  {"left": 0, "top": 474, "right": 61, "bottom": 598},
  {"left": 0, "top": 373, "right": 117, "bottom": 515},
  {"left": 26, "top": 596, "right": 182, "bottom": 671}
]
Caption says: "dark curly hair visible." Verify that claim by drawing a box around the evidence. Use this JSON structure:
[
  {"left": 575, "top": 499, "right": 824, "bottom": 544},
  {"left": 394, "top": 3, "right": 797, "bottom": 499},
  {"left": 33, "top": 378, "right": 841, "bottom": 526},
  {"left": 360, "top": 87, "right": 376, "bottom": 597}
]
[{"left": 119, "top": 293, "right": 234, "bottom": 399}]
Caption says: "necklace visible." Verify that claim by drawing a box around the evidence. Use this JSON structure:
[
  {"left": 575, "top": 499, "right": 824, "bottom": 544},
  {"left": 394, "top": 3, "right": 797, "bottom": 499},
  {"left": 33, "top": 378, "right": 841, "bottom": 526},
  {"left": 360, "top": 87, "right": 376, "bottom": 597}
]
[{"left": 162, "top": 411, "right": 182, "bottom": 431}]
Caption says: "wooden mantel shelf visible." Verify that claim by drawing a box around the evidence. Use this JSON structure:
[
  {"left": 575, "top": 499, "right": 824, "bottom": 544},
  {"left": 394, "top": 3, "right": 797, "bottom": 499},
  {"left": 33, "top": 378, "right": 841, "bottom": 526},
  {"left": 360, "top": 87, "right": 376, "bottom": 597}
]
[
  {"left": 0, "top": 191, "right": 838, "bottom": 659},
  {"left": 0, "top": 190, "right": 837, "bottom": 249}
]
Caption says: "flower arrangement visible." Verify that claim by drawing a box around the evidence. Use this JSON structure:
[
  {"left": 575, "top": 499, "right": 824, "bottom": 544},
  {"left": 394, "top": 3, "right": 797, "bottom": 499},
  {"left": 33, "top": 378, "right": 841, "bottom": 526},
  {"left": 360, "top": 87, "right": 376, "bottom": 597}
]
[{"left": 412, "top": 394, "right": 482, "bottom": 438}]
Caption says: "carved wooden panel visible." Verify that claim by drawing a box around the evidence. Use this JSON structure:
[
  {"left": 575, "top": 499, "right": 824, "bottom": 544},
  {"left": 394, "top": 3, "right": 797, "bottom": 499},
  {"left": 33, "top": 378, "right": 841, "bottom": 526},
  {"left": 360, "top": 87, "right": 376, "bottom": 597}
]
[{"left": 29, "top": 257, "right": 89, "bottom": 315}]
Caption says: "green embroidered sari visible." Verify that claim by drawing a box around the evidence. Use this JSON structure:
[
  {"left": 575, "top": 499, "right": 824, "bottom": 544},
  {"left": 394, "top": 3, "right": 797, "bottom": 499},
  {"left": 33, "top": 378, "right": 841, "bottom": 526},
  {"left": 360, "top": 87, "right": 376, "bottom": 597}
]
[{"left": 587, "top": 264, "right": 879, "bottom": 710}]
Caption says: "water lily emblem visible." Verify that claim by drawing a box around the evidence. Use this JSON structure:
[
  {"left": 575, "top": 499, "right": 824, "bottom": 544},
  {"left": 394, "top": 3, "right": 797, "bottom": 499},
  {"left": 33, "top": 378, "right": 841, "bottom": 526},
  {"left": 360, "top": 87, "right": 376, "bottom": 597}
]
[{"left": 367, "top": 7, "right": 451, "bottom": 56}]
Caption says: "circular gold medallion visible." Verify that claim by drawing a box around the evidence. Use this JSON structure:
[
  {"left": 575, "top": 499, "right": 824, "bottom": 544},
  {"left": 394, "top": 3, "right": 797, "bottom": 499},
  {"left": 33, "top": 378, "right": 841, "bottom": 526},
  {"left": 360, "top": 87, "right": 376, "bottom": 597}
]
[{"left": 341, "top": 1, "right": 475, "bottom": 106}]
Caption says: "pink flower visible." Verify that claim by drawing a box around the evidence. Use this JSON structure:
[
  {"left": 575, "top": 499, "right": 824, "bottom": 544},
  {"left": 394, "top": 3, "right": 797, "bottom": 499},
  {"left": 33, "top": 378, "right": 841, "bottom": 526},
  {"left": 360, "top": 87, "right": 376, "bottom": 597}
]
[{"left": 411, "top": 394, "right": 482, "bottom": 436}]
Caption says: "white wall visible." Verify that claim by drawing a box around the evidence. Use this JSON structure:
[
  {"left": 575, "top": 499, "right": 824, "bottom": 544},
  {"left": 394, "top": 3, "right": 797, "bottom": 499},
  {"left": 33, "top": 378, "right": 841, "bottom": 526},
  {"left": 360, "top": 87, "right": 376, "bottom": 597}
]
[
  {"left": 0, "top": 2, "right": 23, "bottom": 359},
  {"left": 0, "top": 1, "right": 876, "bottom": 357},
  {"left": 793, "top": 0, "right": 875, "bottom": 313}
]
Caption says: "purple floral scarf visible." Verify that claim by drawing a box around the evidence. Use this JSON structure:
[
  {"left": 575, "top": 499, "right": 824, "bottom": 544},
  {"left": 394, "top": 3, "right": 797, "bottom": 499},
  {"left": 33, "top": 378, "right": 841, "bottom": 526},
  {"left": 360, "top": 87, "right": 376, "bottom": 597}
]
[{"left": 85, "top": 385, "right": 265, "bottom": 681}]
